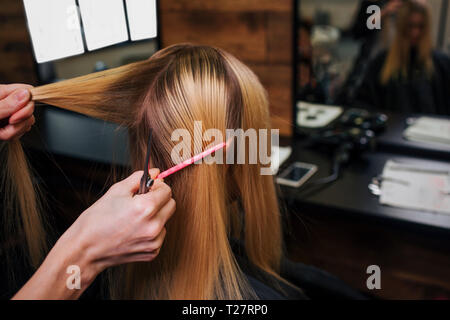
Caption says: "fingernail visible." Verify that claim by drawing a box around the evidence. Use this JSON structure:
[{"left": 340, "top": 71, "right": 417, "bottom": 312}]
[{"left": 15, "top": 89, "right": 29, "bottom": 102}]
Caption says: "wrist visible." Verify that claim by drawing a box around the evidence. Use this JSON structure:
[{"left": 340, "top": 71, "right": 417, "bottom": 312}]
[
  {"left": 13, "top": 225, "right": 102, "bottom": 300},
  {"left": 54, "top": 220, "right": 103, "bottom": 289}
]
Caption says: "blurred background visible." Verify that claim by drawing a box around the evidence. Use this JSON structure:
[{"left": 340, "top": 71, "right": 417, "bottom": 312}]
[
  {"left": 1, "top": 0, "right": 450, "bottom": 300},
  {"left": 296, "top": 0, "right": 450, "bottom": 110}
]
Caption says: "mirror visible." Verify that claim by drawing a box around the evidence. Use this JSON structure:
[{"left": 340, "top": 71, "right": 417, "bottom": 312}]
[{"left": 294, "top": 0, "right": 450, "bottom": 129}]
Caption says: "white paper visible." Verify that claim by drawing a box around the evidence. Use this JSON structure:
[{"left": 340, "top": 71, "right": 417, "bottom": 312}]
[
  {"left": 404, "top": 117, "right": 450, "bottom": 145},
  {"left": 125, "top": 0, "right": 158, "bottom": 41},
  {"left": 78, "top": 0, "right": 129, "bottom": 51},
  {"left": 23, "top": 0, "right": 84, "bottom": 63},
  {"left": 296, "top": 101, "right": 343, "bottom": 128},
  {"left": 379, "top": 160, "right": 450, "bottom": 215}
]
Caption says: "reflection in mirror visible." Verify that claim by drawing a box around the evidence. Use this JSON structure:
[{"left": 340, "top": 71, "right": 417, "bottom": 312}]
[{"left": 296, "top": 0, "right": 450, "bottom": 119}]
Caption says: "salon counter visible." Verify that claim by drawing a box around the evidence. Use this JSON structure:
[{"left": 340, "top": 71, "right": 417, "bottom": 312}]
[
  {"left": 280, "top": 113, "right": 450, "bottom": 299},
  {"left": 278, "top": 143, "right": 450, "bottom": 232}
]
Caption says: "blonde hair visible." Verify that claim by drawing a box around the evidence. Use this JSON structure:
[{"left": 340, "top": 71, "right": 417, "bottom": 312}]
[
  {"left": 381, "top": 0, "right": 433, "bottom": 84},
  {"left": 5, "top": 43, "right": 285, "bottom": 299},
  {"left": 1, "top": 140, "right": 47, "bottom": 269}
]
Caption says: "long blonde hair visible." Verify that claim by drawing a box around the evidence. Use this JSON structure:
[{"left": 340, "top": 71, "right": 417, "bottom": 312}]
[
  {"left": 1, "top": 140, "right": 48, "bottom": 269},
  {"left": 381, "top": 0, "right": 433, "bottom": 84},
  {"left": 5, "top": 43, "right": 284, "bottom": 299}
]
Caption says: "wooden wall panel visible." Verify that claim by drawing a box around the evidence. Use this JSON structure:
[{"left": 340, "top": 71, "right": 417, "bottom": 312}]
[
  {"left": 160, "top": 0, "right": 294, "bottom": 136},
  {"left": 160, "top": 12, "right": 268, "bottom": 63},
  {"left": 267, "top": 12, "right": 292, "bottom": 64},
  {"left": 159, "top": 0, "right": 291, "bottom": 13},
  {"left": 249, "top": 64, "right": 292, "bottom": 132},
  {"left": 0, "top": 0, "right": 37, "bottom": 84}
]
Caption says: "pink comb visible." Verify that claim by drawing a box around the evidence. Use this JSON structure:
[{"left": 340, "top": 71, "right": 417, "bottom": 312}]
[{"left": 154, "top": 141, "right": 229, "bottom": 180}]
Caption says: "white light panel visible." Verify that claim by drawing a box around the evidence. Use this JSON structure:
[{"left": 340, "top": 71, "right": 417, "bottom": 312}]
[
  {"left": 23, "top": 0, "right": 84, "bottom": 63},
  {"left": 78, "top": 0, "right": 129, "bottom": 51},
  {"left": 125, "top": 0, "right": 158, "bottom": 41}
]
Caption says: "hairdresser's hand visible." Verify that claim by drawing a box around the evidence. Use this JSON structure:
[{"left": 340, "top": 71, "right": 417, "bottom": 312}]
[
  {"left": 69, "top": 169, "right": 175, "bottom": 270},
  {"left": 0, "top": 84, "right": 35, "bottom": 141},
  {"left": 12, "top": 169, "right": 175, "bottom": 300}
]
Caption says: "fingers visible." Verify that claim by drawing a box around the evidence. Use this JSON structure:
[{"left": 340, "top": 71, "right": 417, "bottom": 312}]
[
  {"left": 0, "top": 88, "right": 31, "bottom": 120},
  {"left": 0, "top": 84, "right": 33, "bottom": 100},
  {"left": 116, "top": 170, "right": 144, "bottom": 195},
  {"left": 121, "top": 251, "right": 159, "bottom": 264},
  {"left": 149, "top": 168, "right": 160, "bottom": 179},
  {"left": 116, "top": 168, "right": 161, "bottom": 195},
  {"left": 121, "top": 228, "right": 167, "bottom": 264},
  {"left": 9, "top": 101, "right": 34, "bottom": 125},
  {"left": 149, "top": 198, "right": 176, "bottom": 233},
  {"left": 132, "top": 227, "right": 166, "bottom": 254},
  {"left": 138, "top": 180, "right": 172, "bottom": 216},
  {"left": 140, "top": 199, "right": 175, "bottom": 247},
  {"left": 0, "top": 115, "right": 35, "bottom": 140}
]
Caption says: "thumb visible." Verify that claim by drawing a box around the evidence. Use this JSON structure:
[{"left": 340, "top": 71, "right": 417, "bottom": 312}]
[
  {"left": 118, "top": 169, "right": 161, "bottom": 195},
  {"left": 117, "top": 171, "right": 144, "bottom": 195},
  {"left": 0, "top": 88, "right": 30, "bottom": 120},
  {"left": 149, "top": 168, "right": 160, "bottom": 179}
]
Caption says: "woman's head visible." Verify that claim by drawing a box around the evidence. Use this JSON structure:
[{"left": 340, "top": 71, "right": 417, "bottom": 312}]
[
  {"left": 397, "top": 0, "right": 431, "bottom": 48},
  {"left": 128, "top": 44, "right": 270, "bottom": 177},
  {"left": 381, "top": 0, "right": 433, "bottom": 84},
  {"left": 26, "top": 43, "right": 283, "bottom": 299}
]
